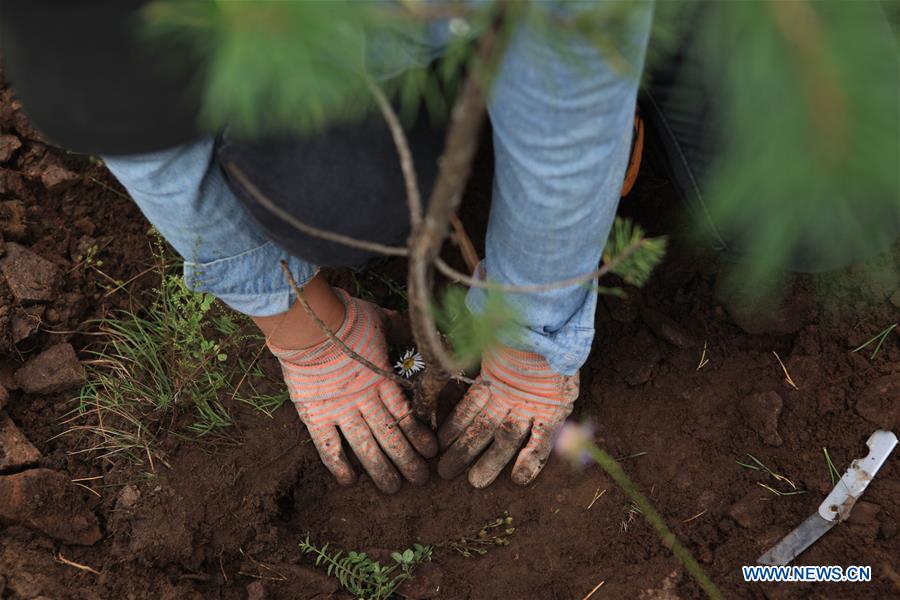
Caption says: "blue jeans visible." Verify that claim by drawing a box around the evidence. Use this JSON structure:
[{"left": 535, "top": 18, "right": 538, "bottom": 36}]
[{"left": 103, "top": 4, "right": 652, "bottom": 375}]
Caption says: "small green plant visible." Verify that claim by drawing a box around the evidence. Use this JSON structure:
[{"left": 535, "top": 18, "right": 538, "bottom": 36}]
[
  {"left": 438, "top": 511, "right": 516, "bottom": 558},
  {"left": 851, "top": 322, "right": 897, "bottom": 359},
  {"left": 822, "top": 447, "right": 843, "bottom": 488},
  {"left": 299, "top": 535, "right": 432, "bottom": 600},
  {"left": 70, "top": 235, "right": 288, "bottom": 465},
  {"left": 736, "top": 453, "right": 807, "bottom": 497}
]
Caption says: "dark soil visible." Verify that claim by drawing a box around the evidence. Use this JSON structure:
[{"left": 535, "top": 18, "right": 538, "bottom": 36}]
[{"left": 1, "top": 83, "right": 898, "bottom": 600}]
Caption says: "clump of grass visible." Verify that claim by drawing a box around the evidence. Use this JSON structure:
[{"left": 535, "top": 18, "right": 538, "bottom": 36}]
[
  {"left": 851, "top": 322, "right": 897, "bottom": 359},
  {"left": 299, "top": 536, "right": 432, "bottom": 600},
  {"left": 736, "top": 453, "right": 807, "bottom": 497},
  {"left": 68, "top": 236, "right": 287, "bottom": 466}
]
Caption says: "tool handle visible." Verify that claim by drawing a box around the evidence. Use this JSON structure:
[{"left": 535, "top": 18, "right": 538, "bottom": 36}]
[{"left": 819, "top": 430, "right": 898, "bottom": 522}]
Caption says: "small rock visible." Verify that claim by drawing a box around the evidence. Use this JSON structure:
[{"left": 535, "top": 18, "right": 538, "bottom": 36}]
[
  {"left": 117, "top": 484, "right": 141, "bottom": 509},
  {"left": 0, "top": 200, "right": 28, "bottom": 241},
  {"left": 40, "top": 164, "right": 80, "bottom": 192},
  {"left": 739, "top": 391, "right": 783, "bottom": 447},
  {"left": 0, "top": 243, "right": 60, "bottom": 303},
  {"left": 0, "top": 134, "right": 22, "bottom": 163},
  {"left": 0, "top": 365, "right": 18, "bottom": 392},
  {"left": 890, "top": 289, "right": 900, "bottom": 311},
  {"left": 14, "top": 343, "right": 85, "bottom": 394},
  {"left": 0, "top": 413, "right": 41, "bottom": 472},
  {"left": 728, "top": 490, "right": 772, "bottom": 529},
  {"left": 0, "top": 385, "right": 7, "bottom": 410},
  {"left": 10, "top": 306, "right": 44, "bottom": 343},
  {"left": 641, "top": 308, "right": 695, "bottom": 348},
  {"left": 855, "top": 373, "right": 900, "bottom": 430},
  {"left": 0, "top": 468, "right": 102, "bottom": 545},
  {"left": 246, "top": 581, "right": 267, "bottom": 600}
]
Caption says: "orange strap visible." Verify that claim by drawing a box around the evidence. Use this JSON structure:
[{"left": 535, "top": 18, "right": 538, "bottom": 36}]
[{"left": 620, "top": 110, "right": 644, "bottom": 198}]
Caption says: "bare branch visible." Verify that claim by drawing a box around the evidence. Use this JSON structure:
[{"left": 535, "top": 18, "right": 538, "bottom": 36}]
[
  {"left": 433, "top": 237, "right": 648, "bottom": 293},
  {"left": 279, "top": 261, "right": 413, "bottom": 389},
  {"left": 366, "top": 76, "right": 423, "bottom": 227},
  {"left": 406, "top": 7, "right": 510, "bottom": 397},
  {"left": 449, "top": 214, "right": 480, "bottom": 272},
  {"left": 228, "top": 163, "right": 408, "bottom": 258}
]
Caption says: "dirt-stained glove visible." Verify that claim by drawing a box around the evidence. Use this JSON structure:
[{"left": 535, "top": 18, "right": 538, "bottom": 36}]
[
  {"left": 269, "top": 289, "right": 437, "bottom": 494},
  {"left": 437, "top": 346, "right": 578, "bottom": 488}
]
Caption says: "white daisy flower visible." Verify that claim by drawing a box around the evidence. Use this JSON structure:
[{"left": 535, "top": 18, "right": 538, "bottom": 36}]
[{"left": 394, "top": 348, "right": 425, "bottom": 378}]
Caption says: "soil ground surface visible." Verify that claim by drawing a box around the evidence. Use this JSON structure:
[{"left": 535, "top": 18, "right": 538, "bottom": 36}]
[{"left": 0, "top": 83, "right": 898, "bottom": 600}]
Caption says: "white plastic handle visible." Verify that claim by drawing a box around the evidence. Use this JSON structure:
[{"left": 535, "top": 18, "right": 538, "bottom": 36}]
[{"left": 819, "top": 430, "right": 898, "bottom": 522}]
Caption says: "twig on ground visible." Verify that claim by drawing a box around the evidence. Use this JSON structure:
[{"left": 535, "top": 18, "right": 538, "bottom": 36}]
[
  {"left": 587, "top": 488, "right": 607, "bottom": 510},
  {"left": 280, "top": 262, "right": 412, "bottom": 389},
  {"left": 696, "top": 341, "right": 710, "bottom": 370},
  {"left": 772, "top": 351, "right": 798, "bottom": 390},
  {"left": 581, "top": 580, "right": 606, "bottom": 600},
  {"left": 57, "top": 553, "right": 101, "bottom": 575},
  {"left": 681, "top": 509, "right": 707, "bottom": 524}
]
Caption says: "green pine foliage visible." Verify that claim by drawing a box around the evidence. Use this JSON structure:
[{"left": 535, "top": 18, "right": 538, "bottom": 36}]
[
  {"left": 434, "top": 284, "right": 521, "bottom": 369},
  {"left": 693, "top": 0, "right": 898, "bottom": 282},
  {"left": 143, "top": 0, "right": 897, "bottom": 291}
]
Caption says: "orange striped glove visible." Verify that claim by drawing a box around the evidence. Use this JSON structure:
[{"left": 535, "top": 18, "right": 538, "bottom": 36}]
[
  {"left": 269, "top": 290, "right": 437, "bottom": 494},
  {"left": 437, "top": 345, "right": 579, "bottom": 488}
]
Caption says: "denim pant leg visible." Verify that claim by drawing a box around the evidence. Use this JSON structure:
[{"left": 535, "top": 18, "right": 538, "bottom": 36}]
[
  {"left": 467, "top": 5, "right": 654, "bottom": 375},
  {"left": 102, "top": 137, "right": 318, "bottom": 317}
]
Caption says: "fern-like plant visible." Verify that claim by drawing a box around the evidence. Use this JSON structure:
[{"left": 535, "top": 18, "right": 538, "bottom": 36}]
[{"left": 298, "top": 535, "right": 432, "bottom": 600}]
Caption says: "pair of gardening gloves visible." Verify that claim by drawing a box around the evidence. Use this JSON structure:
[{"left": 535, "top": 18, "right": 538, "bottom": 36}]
[{"left": 268, "top": 290, "right": 578, "bottom": 494}]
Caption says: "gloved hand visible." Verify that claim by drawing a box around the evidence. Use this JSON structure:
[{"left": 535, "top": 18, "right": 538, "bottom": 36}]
[
  {"left": 437, "top": 345, "right": 578, "bottom": 488},
  {"left": 269, "top": 289, "right": 437, "bottom": 494}
]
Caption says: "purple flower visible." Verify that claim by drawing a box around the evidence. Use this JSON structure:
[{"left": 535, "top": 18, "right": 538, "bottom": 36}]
[{"left": 554, "top": 421, "right": 595, "bottom": 468}]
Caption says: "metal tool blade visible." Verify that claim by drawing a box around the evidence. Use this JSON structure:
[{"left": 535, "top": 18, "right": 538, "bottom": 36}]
[{"left": 756, "top": 513, "right": 835, "bottom": 566}]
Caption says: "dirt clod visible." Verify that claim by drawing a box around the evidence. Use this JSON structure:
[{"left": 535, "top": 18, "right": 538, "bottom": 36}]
[
  {"left": 0, "top": 413, "right": 41, "bottom": 472},
  {"left": 14, "top": 343, "right": 85, "bottom": 394},
  {"left": 727, "top": 491, "right": 772, "bottom": 530},
  {"left": 739, "top": 391, "right": 784, "bottom": 447},
  {"left": 10, "top": 306, "right": 44, "bottom": 343},
  {"left": 854, "top": 373, "right": 900, "bottom": 430},
  {"left": 0, "top": 468, "right": 102, "bottom": 545},
  {"left": 641, "top": 308, "right": 695, "bottom": 348},
  {"left": 0, "top": 134, "right": 21, "bottom": 163},
  {"left": 0, "top": 200, "right": 28, "bottom": 242},
  {"left": 0, "top": 242, "right": 60, "bottom": 303},
  {"left": 0, "top": 384, "right": 7, "bottom": 410},
  {"left": 39, "top": 164, "right": 80, "bottom": 192}
]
